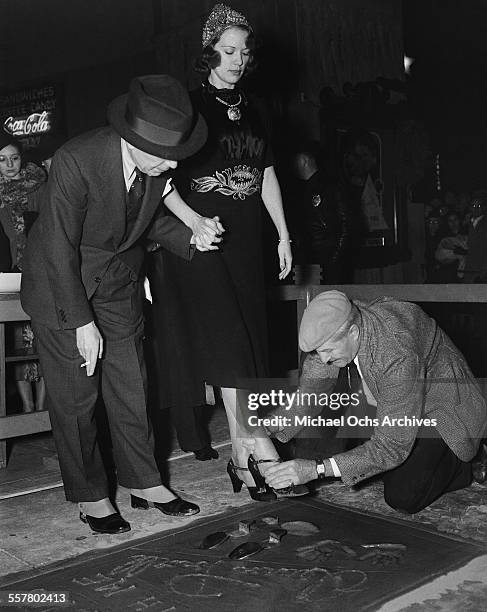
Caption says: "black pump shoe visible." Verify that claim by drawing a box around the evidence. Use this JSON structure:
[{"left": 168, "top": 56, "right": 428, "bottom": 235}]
[
  {"left": 247, "top": 454, "right": 310, "bottom": 498},
  {"left": 79, "top": 511, "right": 131, "bottom": 534},
  {"left": 227, "top": 458, "right": 276, "bottom": 502},
  {"left": 130, "top": 494, "right": 200, "bottom": 517}
]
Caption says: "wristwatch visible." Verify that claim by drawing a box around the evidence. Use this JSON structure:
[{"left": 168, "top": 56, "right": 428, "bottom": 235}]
[{"left": 315, "top": 458, "right": 327, "bottom": 480}]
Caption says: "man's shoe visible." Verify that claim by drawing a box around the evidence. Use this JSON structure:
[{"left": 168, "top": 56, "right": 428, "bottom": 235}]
[
  {"left": 472, "top": 443, "right": 487, "bottom": 484},
  {"left": 79, "top": 511, "right": 131, "bottom": 534},
  {"left": 194, "top": 445, "right": 219, "bottom": 461},
  {"left": 131, "top": 494, "right": 200, "bottom": 517}
]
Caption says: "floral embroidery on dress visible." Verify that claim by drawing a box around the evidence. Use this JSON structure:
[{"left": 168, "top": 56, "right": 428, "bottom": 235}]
[{"left": 191, "top": 165, "right": 262, "bottom": 200}]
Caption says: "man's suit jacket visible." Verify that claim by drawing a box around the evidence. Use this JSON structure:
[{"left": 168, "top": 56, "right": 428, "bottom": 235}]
[
  {"left": 21, "top": 127, "right": 193, "bottom": 330},
  {"left": 278, "top": 297, "right": 486, "bottom": 486},
  {"left": 464, "top": 215, "right": 487, "bottom": 282}
]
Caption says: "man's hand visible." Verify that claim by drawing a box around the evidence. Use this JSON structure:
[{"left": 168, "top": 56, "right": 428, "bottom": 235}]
[
  {"left": 265, "top": 459, "right": 317, "bottom": 488},
  {"left": 192, "top": 215, "right": 224, "bottom": 251},
  {"left": 194, "top": 235, "right": 220, "bottom": 251},
  {"left": 76, "top": 321, "right": 103, "bottom": 376}
]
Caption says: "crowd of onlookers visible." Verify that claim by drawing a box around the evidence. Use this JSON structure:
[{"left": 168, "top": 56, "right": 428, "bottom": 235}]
[{"left": 424, "top": 189, "right": 487, "bottom": 283}]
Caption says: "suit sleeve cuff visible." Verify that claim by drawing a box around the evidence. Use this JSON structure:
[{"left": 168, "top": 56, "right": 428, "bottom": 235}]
[
  {"left": 328, "top": 457, "right": 342, "bottom": 478},
  {"left": 162, "top": 178, "right": 174, "bottom": 199}
]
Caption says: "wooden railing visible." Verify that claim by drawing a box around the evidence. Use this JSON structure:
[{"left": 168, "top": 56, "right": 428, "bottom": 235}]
[
  {"left": 275, "top": 283, "right": 487, "bottom": 305},
  {"left": 271, "top": 283, "right": 487, "bottom": 372},
  {"left": 0, "top": 293, "right": 51, "bottom": 468}
]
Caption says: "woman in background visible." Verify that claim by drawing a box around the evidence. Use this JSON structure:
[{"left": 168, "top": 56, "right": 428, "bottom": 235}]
[
  {"left": 435, "top": 211, "right": 467, "bottom": 282},
  {"left": 0, "top": 134, "right": 46, "bottom": 412},
  {"left": 24, "top": 143, "right": 57, "bottom": 235},
  {"left": 150, "top": 4, "right": 303, "bottom": 500}
]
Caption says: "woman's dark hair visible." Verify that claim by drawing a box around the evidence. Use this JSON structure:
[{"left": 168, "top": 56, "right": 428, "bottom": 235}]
[
  {"left": 0, "top": 133, "right": 22, "bottom": 155},
  {"left": 194, "top": 26, "right": 257, "bottom": 76}
]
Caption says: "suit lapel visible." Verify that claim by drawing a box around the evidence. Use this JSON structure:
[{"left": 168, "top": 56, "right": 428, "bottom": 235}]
[
  {"left": 119, "top": 174, "right": 167, "bottom": 250},
  {"left": 98, "top": 132, "right": 168, "bottom": 251},
  {"left": 98, "top": 131, "right": 126, "bottom": 247},
  {"left": 357, "top": 309, "right": 379, "bottom": 400}
]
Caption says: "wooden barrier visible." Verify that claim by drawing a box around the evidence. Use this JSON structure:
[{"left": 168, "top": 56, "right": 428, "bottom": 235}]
[
  {"left": 275, "top": 283, "right": 487, "bottom": 305},
  {"left": 271, "top": 283, "right": 487, "bottom": 371},
  {"left": 0, "top": 293, "right": 51, "bottom": 468}
]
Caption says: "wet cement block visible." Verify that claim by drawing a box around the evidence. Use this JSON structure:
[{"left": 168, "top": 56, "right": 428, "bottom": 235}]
[{"left": 1, "top": 497, "right": 485, "bottom": 611}]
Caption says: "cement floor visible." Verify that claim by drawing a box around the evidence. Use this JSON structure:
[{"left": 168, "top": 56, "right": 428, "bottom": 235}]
[{"left": 1, "top": 410, "right": 487, "bottom": 611}]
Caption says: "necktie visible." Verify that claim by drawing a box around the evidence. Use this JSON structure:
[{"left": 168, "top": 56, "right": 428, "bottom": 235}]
[
  {"left": 128, "top": 168, "right": 146, "bottom": 215},
  {"left": 125, "top": 168, "right": 146, "bottom": 239},
  {"left": 347, "top": 360, "right": 363, "bottom": 396}
]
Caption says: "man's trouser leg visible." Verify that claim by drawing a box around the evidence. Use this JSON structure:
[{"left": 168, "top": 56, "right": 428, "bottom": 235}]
[
  {"left": 90, "top": 276, "right": 161, "bottom": 492},
  {"left": 171, "top": 405, "right": 209, "bottom": 452},
  {"left": 382, "top": 427, "right": 472, "bottom": 514},
  {"left": 33, "top": 275, "right": 161, "bottom": 501},
  {"left": 33, "top": 322, "right": 108, "bottom": 502}
]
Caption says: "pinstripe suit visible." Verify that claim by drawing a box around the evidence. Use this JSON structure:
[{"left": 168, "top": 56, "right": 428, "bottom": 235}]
[{"left": 20, "top": 127, "right": 193, "bottom": 501}]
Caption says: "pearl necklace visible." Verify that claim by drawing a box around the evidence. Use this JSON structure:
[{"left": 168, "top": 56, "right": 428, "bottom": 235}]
[{"left": 214, "top": 93, "right": 242, "bottom": 121}]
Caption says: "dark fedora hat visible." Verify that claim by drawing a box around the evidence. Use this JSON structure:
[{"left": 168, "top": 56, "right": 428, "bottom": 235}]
[{"left": 107, "top": 74, "right": 207, "bottom": 160}]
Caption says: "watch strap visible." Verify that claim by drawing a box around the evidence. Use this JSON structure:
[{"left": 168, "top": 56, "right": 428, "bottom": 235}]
[{"left": 315, "top": 458, "right": 327, "bottom": 480}]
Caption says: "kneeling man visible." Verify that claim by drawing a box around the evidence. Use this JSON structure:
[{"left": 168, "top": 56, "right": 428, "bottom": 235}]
[{"left": 265, "top": 291, "right": 487, "bottom": 513}]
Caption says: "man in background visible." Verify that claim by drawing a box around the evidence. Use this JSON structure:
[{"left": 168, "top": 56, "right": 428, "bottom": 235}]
[{"left": 293, "top": 142, "right": 351, "bottom": 283}]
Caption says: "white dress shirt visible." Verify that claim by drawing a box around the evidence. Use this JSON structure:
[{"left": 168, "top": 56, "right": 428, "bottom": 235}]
[
  {"left": 120, "top": 138, "right": 173, "bottom": 196},
  {"left": 329, "top": 356, "right": 377, "bottom": 478}
]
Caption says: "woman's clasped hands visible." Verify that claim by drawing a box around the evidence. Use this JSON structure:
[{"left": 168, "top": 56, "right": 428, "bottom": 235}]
[{"left": 192, "top": 215, "right": 225, "bottom": 251}]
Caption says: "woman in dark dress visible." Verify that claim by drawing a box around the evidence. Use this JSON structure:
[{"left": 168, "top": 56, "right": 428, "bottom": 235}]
[{"left": 150, "top": 4, "right": 296, "bottom": 500}]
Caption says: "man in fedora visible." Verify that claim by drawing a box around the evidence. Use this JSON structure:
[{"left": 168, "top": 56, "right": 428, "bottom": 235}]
[
  {"left": 264, "top": 291, "right": 487, "bottom": 513},
  {"left": 21, "top": 75, "right": 221, "bottom": 534}
]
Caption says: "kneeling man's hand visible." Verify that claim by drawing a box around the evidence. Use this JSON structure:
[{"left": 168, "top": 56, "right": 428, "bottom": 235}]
[{"left": 265, "top": 459, "right": 316, "bottom": 488}]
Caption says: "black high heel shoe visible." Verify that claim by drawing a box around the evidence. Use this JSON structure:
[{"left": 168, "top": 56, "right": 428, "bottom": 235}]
[
  {"left": 247, "top": 454, "right": 309, "bottom": 497},
  {"left": 226, "top": 458, "right": 276, "bottom": 502},
  {"left": 79, "top": 511, "right": 131, "bottom": 534},
  {"left": 130, "top": 494, "right": 200, "bottom": 517}
]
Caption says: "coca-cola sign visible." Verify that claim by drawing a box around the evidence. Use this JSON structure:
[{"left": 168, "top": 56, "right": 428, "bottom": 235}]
[
  {"left": 0, "top": 82, "right": 64, "bottom": 152},
  {"left": 4, "top": 110, "right": 52, "bottom": 137}
]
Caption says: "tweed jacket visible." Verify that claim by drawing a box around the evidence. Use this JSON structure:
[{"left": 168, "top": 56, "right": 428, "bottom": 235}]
[
  {"left": 278, "top": 297, "right": 487, "bottom": 487},
  {"left": 21, "top": 127, "right": 193, "bottom": 330}
]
